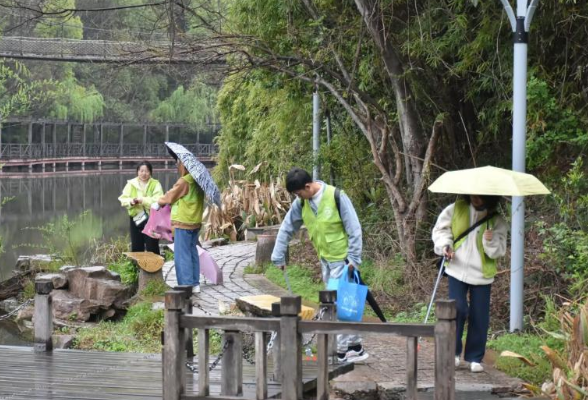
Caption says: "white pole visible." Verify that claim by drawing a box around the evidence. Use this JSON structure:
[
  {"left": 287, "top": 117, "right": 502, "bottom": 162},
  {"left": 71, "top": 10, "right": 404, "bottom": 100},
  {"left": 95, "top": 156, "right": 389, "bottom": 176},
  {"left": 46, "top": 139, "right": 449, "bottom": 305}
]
[
  {"left": 312, "top": 85, "right": 320, "bottom": 180},
  {"left": 509, "top": 0, "right": 531, "bottom": 332}
]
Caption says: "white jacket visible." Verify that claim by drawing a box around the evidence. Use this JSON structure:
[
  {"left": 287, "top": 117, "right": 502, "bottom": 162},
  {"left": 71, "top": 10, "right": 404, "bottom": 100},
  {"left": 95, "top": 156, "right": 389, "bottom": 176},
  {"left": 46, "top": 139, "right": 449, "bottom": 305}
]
[{"left": 432, "top": 202, "right": 507, "bottom": 285}]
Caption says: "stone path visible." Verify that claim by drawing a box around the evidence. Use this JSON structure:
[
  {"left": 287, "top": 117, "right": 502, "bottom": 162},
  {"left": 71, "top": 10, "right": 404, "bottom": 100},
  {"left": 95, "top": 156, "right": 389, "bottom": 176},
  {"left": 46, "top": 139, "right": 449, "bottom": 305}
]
[{"left": 163, "top": 242, "right": 524, "bottom": 399}]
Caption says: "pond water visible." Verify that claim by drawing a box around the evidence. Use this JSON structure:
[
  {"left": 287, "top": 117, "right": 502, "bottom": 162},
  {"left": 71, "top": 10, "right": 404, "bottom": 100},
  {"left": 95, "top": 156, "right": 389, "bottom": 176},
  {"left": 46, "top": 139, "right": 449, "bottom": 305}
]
[
  {"left": 0, "top": 170, "right": 180, "bottom": 280},
  {"left": 0, "top": 169, "right": 181, "bottom": 344}
]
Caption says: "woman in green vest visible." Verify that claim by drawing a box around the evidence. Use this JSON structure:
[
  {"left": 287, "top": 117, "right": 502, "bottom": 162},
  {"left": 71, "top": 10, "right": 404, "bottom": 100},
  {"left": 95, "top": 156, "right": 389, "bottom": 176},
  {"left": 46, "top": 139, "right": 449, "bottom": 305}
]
[
  {"left": 154, "top": 159, "right": 205, "bottom": 295},
  {"left": 118, "top": 161, "right": 164, "bottom": 254},
  {"left": 432, "top": 195, "right": 507, "bottom": 373}
]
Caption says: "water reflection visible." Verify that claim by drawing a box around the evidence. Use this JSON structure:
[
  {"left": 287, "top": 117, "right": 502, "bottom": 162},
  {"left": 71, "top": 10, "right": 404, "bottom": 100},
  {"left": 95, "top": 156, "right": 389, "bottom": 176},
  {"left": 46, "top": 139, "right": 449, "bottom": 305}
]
[{"left": 0, "top": 170, "right": 178, "bottom": 280}]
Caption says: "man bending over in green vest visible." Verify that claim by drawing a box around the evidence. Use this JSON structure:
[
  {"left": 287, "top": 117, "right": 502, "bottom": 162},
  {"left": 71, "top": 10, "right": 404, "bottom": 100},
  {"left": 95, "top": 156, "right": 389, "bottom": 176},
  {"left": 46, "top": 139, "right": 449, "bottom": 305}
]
[
  {"left": 432, "top": 195, "right": 507, "bottom": 373},
  {"left": 271, "top": 167, "right": 368, "bottom": 363}
]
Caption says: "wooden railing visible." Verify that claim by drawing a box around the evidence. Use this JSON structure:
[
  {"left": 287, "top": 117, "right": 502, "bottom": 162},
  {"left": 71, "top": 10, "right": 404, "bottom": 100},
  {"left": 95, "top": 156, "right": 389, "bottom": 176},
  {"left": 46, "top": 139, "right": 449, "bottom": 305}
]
[
  {"left": 0, "top": 143, "right": 218, "bottom": 160},
  {"left": 162, "top": 289, "right": 457, "bottom": 400}
]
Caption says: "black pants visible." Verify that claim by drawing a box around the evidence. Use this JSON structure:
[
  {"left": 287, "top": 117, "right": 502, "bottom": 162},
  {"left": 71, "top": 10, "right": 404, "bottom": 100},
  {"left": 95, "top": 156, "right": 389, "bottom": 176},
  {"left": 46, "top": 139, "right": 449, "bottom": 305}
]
[
  {"left": 129, "top": 217, "right": 160, "bottom": 254},
  {"left": 448, "top": 275, "right": 491, "bottom": 363}
]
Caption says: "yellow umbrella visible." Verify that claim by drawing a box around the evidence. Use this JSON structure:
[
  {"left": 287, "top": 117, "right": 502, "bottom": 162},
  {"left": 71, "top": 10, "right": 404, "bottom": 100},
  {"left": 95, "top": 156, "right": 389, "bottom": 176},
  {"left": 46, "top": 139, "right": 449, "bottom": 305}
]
[{"left": 428, "top": 166, "right": 550, "bottom": 196}]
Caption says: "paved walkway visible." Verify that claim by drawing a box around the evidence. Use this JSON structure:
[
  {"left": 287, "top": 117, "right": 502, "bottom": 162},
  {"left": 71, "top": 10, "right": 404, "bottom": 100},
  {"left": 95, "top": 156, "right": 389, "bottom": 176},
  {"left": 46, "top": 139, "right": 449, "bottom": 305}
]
[{"left": 163, "top": 242, "right": 524, "bottom": 399}]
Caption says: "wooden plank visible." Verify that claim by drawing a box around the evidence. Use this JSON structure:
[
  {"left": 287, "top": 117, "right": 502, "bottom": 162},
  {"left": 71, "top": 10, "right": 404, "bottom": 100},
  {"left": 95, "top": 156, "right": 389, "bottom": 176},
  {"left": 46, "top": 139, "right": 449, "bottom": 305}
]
[
  {"left": 280, "top": 297, "right": 302, "bottom": 400},
  {"left": 221, "top": 331, "right": 243, "bottom": 396},
  {"left": 198, "top": 329, "right": 210, "bottom": 396},
  {"left": 163, "top": 292, "right": 185, "bottom": 400},
  {"left": 180, "top": 315, "right": 279, "bottom": 332},
  {"left": 316, "top": 333, "right": 329, "bottom": 400},
  {"left": 0, "top": 345, "right": 352, "bottom": 400},
  {"left": 434, "top": 300, "right": 456, "bottom": 400},
  {"left": 298, "top": 321, "right": 435, "bottom": 337},
  {"left": 406, "top": 336, "right": 418, "bottom": 400},
  {"left": 236, "top": 294, "right": 315, "bottom": 320},
  {"left": 255, "top": 332, "right": 268, "bottom": 400}
]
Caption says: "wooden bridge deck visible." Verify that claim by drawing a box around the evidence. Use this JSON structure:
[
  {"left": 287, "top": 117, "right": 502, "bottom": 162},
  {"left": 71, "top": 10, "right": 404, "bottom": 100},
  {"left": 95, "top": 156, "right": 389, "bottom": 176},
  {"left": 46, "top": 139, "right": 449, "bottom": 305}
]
[{"left": 0, "top": 345, "right": 352, "bottom": 399}]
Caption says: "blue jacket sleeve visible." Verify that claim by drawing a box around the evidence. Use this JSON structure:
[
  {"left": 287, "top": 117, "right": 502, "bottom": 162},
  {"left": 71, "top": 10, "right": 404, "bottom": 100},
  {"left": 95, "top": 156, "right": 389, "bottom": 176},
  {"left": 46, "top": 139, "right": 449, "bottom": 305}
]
[
  {"left": 271, "top": 198, "right": 304, "bottom": 265},
  {"left": 339, "top": 191, "right": 362, "bottom": 266}
]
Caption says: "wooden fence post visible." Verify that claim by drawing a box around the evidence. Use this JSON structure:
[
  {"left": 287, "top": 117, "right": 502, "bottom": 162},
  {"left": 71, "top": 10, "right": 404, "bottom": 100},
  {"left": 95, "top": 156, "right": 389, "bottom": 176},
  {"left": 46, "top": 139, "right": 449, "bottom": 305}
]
[
  {"left": 174, "top": 285, "right": 194, "bottom": 359},
  {"left": 317, "top": 290, "right": 337, "bottom": 400},
  {"left": 271, "top": 301, "right": 281, "bottom": 382},
  {"left": 255, "top": 331, "right": 268, "bottom": 400},
  {"left": 198, "top": 328, "right": 210, "bottom": 397},
  {"left": 406, "top": 336, "right": 418, "bottom": 400},
  {"left": 221, "top": 330, "right": 243, "bottom": 396},
  {"left": 320, "top": 290, "right": 337, "bottom": 362},
  {"left": 163, "top": 290, "right": 185, "bottom": 400},
  {"left": 280, "top": 296, "right": 302, "bottom": 400},
  {"left": 34, "top": 278, "right": 54, "bottom": 352},
  {"left": 434, "top": 299, "right": 456, "bottom": 400}
]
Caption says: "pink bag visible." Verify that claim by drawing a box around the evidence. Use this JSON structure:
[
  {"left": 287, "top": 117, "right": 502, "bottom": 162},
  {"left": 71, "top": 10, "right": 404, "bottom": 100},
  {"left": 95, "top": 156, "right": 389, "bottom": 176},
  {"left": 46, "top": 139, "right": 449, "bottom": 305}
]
[{"left": 142, "top": 205, "right": 173, "bottom": 242}]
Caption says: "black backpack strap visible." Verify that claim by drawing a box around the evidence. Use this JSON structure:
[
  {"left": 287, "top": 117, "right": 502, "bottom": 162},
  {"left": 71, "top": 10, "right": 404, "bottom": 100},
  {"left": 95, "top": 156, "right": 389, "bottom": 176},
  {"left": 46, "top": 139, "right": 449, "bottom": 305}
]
[
  {"left": 335, "top": 187, "right": 341, "bottom": 217},
  {"left": 454, "top": 212, "right": 496, "bottom": 244}
]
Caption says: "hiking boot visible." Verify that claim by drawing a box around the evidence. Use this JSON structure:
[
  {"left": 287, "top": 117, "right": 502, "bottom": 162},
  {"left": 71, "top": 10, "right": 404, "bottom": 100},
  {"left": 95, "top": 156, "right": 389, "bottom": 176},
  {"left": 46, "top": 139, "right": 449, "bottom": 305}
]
[
  {"left": 192, "top": 285, "right": 201, "bottom": 294},
  {"left": 455, "top": 356, "right": 460, "bottom": 367},
  {"left": 337, "top": 345, "right": 369, "bottom": 363},
  {"left": 470, "top": 362, "right": 484, "bottom": 373}
]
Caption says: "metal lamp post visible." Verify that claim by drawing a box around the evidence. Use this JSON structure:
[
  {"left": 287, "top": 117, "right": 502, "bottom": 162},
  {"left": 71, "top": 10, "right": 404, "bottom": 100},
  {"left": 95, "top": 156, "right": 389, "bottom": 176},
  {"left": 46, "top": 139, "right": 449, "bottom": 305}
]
[{"left": 496, "top": 0, "right": 539, "bottom": 332}]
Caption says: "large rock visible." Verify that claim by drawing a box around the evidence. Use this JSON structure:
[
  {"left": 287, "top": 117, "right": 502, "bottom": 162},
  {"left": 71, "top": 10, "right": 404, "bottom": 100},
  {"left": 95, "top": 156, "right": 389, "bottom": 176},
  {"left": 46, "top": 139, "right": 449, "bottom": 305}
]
[
  {"left": 16, "top": 255, "right": 54, "bottom": 271},
  {"left": 64, "top": 267, "right": 131, "bottom": 311},
  {"left": 36, "top": 273, "right": 68, "bottom": 290},
  {"left": 52, "top": 334, "right": 75, "bottom": 349},
  {"left": 50, "top": 290, "right": 102, "bottom": 321}
]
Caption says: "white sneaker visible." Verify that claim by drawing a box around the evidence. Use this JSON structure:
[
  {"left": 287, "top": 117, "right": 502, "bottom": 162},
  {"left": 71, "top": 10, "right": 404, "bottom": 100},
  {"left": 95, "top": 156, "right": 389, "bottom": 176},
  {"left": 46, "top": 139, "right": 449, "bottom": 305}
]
[
  {"left": 470, "top": 362, "right": 484, "bottom": 373},
  {"left": 192, "top": 285, "right": 201, "bottom": 294},
  {"left": 455, "top": 356, "right": 460, "bottom": 367}
]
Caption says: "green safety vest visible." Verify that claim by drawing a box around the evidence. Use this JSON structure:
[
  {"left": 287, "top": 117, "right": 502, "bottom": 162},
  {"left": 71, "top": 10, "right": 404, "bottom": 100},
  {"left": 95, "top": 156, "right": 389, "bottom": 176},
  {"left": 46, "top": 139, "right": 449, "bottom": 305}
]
[
  {"left": 171, "top": 174, "right": 205, "bottom": 225},
  {"left": 451, "top": 199, "right": 497, "bottom": 279},
  {"left": 301, "top": 184, "right": 348, "bottom": 262},
  {"left": 125, "top": 178, "right": 162, "bottom": 217}
]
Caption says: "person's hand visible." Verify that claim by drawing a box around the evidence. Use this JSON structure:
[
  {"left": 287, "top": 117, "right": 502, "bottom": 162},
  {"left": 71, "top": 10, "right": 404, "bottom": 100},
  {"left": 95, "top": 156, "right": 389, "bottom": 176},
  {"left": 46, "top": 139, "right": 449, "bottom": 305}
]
[
  {"left": 135, "top": 197, "right": 143, "bottom": 204},
  {"left": 484, "top": 229, "right": 493, "bottom": 241},
  {"left": 443, "top": 245, "right": 454, "bottom": 260},
  {"left": 151, "top": 203, "right": 161, "bottom": 211},
  {"left": 130, "top": 198, "right": 137, "bottom": 206},
  {"left": 276, "top": 264, "right": 286, "bottom": 271}
]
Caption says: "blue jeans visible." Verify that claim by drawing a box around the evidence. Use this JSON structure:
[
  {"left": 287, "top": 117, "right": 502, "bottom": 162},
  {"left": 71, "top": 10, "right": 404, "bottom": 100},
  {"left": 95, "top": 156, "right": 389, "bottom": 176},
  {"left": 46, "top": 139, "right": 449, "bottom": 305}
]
[
  {"left": 448, "top": 275, "right": 491, "bottom": 363},
  {"left": 174, "top": 228, "right": 200, "bottom": 286}
]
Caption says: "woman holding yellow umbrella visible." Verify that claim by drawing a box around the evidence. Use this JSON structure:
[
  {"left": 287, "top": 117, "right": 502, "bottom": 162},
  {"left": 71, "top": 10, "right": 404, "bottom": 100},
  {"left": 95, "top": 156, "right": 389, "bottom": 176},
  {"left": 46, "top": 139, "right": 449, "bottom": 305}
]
[{"left": 428, "top": 166, "right": 550, "bottom": 374}]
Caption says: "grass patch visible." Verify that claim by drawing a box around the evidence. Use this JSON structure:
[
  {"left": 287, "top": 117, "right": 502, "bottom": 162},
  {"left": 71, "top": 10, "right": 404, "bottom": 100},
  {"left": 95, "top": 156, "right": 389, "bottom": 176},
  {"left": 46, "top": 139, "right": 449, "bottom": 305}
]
[
  {"left": 75, "top": 302, "right": 164, "bottom": 353},
  {"left": 265, "top": 264, "right": 323, "bottom": 304},
  {"left": 487, "top": 332, "right": 563, "bottom": 386},
  {"left": 74, "top": 301, "right": 223, "bottom": 353},
  {"left": 22, "top": 279, "right": 35, "bottom": 300},
  {"left": 244, "top": 263, "right": 269, "bottom": 275},
  {"left": 140, "top": 280, "right": 169, "bottom": 297}
]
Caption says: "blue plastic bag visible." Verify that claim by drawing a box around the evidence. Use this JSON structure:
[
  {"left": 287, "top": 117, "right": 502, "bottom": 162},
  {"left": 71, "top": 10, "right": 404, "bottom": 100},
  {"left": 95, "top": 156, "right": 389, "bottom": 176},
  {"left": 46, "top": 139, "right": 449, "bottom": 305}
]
[{"left": 336, "top": 265, "right": 368, "bottom": 322}]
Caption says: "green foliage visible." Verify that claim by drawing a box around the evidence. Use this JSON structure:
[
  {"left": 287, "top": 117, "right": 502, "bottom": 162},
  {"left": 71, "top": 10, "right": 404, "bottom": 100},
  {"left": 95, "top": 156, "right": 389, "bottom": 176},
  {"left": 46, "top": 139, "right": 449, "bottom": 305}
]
[
  {"left": 0, "top": 61, "right": 33, "bottom": 118},
  {"left": 150, "top": 81, "right": 218, "bottom": 128},
  {"left": 214, "top": 72, "right": 313, "bottom": 185},
  {"left": 75, "top": 301, "right": 163, "bottom": 353},
  {"left": 244, "top": 263, "right": 268, "bottom": 275},
  {"left": 487, "top": 333, "right": 557, "bottom": 387},
  {"left": 50, "top": 75, "right": 105, "bottom": 122},
  {"left": 34, "top": 0, "right": 83, "bottom": 39},
  {"left": 536, "top": 158, "right": 588, "bottom": 295},
  {"left": 22, "top": 280, "right": 35, "bottom": 300},
  {"left": 107, "top": 258, "right": 139, "bottom": 286},
  {"left": 21, "top": 211, "right": 103, "bottom": 266},
  {"left": 265, "top": 264, "right": 323, "bottom": 304},
  {"left": 140, "top": 280, "right": 169, "bottom": 297},
  {"left": 526, "top": 78, "right": 588, "bottom": 170}
]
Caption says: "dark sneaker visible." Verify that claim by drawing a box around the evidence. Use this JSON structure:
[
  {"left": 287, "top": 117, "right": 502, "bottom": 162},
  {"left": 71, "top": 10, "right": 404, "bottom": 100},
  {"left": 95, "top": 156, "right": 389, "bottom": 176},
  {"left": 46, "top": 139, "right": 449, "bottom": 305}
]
[{"left": 337, "top": 345, "right": 369, "bottom": 363}]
